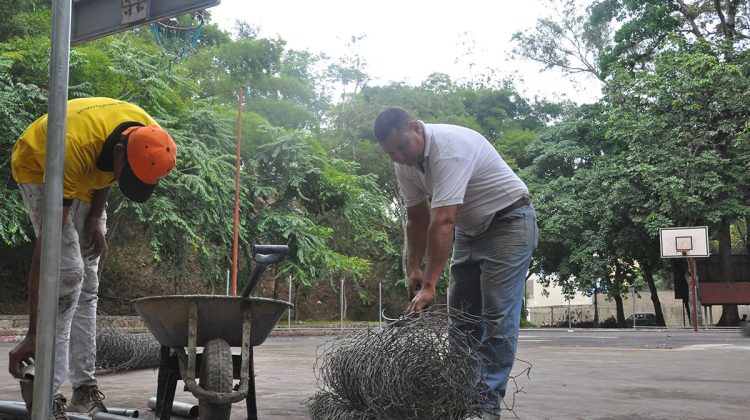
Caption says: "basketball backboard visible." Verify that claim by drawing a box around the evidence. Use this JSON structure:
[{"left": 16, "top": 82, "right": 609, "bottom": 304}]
[
  {"left": 659, "top": 226, "right": 710, "bottom": 258},
  {"left": 72, "top": 0, "right": 221, "bottom": 45}
]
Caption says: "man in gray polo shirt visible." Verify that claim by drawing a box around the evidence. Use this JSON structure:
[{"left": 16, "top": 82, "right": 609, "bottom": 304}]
[{"left": 373, "top": 107, "right": 537, "bottom": 418}]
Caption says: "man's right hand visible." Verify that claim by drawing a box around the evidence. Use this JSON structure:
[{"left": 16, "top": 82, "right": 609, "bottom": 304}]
[
  {"left": 407, "top": 283, "right": 436, "bottom": 314},
  {"left": 83, "top": 215, "right": 107, "bottom": 260},
  {"left": 8, "top": 335, "right": 35, "bottom": 378},
  {"left": 408, "top": 270, "right": 424, "bottom": 300}
]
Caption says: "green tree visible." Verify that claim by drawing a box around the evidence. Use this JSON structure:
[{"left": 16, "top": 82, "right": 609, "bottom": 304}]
[
  {"left": 182, "top": 23, "right": 327, "bottom": 130},
  {"left": 517, "top": 0, "right": 750, "bottom": 326},
  {"left": 512, "top": 0, "right": 612, "bottom": 82},
  {"left": 0, "top": 57, "right": 47, "bottom": 246},
  {"left": 606, "top": 47, "right": 750, "bottom": 325},
  {"left": 244, "top": 124, "right": 396, "bottom": 316}
]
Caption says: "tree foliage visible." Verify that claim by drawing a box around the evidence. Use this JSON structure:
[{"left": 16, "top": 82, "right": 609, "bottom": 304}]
[
  {"left": 3, "top": 1, "right": 750, "bottom": 324},
  {"left": 514, "top": 0, "right": 750, "bottom": 326}
]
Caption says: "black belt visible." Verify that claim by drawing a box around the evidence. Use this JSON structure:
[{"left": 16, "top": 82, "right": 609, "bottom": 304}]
[{"left": 493, "top": 196, "right": 531, "bottom": 219}]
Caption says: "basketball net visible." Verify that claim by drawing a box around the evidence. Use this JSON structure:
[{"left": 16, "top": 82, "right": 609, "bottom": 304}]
[{"left": 151, "top": 12, "right": 204, "bottom": 68}]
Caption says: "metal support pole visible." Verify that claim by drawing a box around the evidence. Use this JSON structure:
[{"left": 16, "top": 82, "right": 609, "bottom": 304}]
[
  {"left": 689, "top": 257, "right": 698, "bottom": 333},
  {"left": 379, "top": 281, "right": 382, "bottom": 324},
  {"left": 287, "top": 275, "right": 292, "bottom": 328},
  {"left": 32, "top": 1, "right": 71, "bottom": 418},
  {"left": 231, "top": 88, "right": 242, "bottom": 296},
  {"left": 682, "top": 303, "right": 686, "bottom": 327},
  {"left": 339, "top": 275, "right": 344, "bottom": 329},
  {"left": 226, "top": 268, "right": 230, "bottom": 295},
  {"left": 632, "top": 285, "right": 637, "bottom": 329},
  {"left": 567, "top": 298, "right": 571, "bottom": 329}
]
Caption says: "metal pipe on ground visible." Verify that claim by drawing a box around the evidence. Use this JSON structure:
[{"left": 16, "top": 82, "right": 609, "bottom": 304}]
[
  {"left": 68, "top": 412, "right": 138, "bottom": 420},
  {"left": 107, "top": 407, "right": 140, "bottom": 417},
  {"left": 0, "top": 401, "right": 138, "bottom": 419},
  {"left": 148, "top": 396, "right": 199, "bottom": 418},
  {"left": 0, "top": 401, "right": 29, "bottom": 417},
  {"left": 90, "top": 413, "right": 140, "bottom": 420}
]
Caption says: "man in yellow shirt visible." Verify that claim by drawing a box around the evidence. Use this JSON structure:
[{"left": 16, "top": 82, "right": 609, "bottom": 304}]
[{"left": 9, "top": 97, "right": 177, "bottom": 418}]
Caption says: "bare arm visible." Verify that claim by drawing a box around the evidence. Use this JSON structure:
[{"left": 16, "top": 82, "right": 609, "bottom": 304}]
[
  {"left": 84, "top": 186, "right": 110, "bottom": 259},
  {"left": 407, "top": 204, "right": 457, "bottom": 313},
  {"left": 405, "top": 200, "right": 430, "bottom": 294},
  {"left": 88, "top": 186, "right": 110, "bottom": 220},
  {"left": 9, "top": 206, "right": 70, "bottom": 377}
]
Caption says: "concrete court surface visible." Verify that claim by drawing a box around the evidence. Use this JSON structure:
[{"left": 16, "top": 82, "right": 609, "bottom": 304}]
[{"left": 1, "top": 329, "right": 749, "bottom": 419}]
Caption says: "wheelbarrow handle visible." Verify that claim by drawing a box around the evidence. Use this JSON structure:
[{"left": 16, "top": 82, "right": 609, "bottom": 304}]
[
  {"left": 252, "top": 244, "right": 288, "bottom": 256},
  {"left": 252, "top": 244, "right": 288, "bottom": 266},
  {"left": 241, "top": 244, "right": 288, "bottom": 297}
]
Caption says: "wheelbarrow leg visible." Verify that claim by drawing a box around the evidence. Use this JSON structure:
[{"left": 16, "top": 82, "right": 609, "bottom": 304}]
[
  {"left": 246, "top": 346, "right": 257, "bottom": 420},
  {"left": 156, "top": 345, "right": 180, "bottom": 420}
]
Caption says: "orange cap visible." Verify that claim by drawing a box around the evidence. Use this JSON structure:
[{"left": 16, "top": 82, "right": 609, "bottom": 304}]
[{"left": 119, "top": 125, "right": 177, "bottom": 203}]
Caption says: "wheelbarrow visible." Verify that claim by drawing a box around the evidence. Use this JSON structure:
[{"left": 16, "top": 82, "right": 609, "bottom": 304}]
[{"left": 131, "top": 245, "right": 292, "bottom": 420}]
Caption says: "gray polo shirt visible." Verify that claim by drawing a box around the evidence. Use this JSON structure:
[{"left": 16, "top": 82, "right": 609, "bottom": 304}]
[{"left": 395, "top": 122, "right": 529, "bottom": 236}]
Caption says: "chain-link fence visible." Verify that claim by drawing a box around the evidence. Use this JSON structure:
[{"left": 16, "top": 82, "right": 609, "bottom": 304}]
[
  {"left": 95, "top": 327, "right": 161, "bottom": 374},
  {"left": 307, "top": 306, "right": 531, "bottom": 419}
]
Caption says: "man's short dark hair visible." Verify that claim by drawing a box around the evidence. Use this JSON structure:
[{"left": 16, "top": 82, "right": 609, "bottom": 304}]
[{"left": 373, "top": 107, "right": 416, "bottom": 143}]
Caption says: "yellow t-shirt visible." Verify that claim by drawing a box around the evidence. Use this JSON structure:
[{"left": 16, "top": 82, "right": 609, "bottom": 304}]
[{"left": 11, "top": 97, "right": 158, "bottom": 202}]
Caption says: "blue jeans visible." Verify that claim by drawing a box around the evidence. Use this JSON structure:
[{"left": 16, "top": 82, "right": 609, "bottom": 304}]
[{"left": 448, "top": 204, "right": 537, "bottom": 414}]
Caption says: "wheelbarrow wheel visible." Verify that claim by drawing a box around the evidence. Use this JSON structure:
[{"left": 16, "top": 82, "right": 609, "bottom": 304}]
[{"left": 199, "top": 338, "right": 233, "bottom": 420}]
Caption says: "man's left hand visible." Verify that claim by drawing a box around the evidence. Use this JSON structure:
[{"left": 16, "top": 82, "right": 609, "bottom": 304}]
[
  {"left": 84, "top": 216, "right": 107, "bottom": 260},
  {"left": 406, "top": 284, "right": 435, "bottom": 314}
]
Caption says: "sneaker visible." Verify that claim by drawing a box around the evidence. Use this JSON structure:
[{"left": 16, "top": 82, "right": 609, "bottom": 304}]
[
  {"left": 52, "top": 394, "right": 68, "bottom": 420},
  {"left": 68, "top": 384, "right": 107, "bottom": 415}
]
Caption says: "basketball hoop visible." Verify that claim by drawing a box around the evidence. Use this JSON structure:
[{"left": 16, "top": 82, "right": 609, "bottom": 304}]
[
  {"left": 151, "top": 12, "right": 204, "bottom": 66},
  {"left": 660, "top": 227, "right": 709, "bottom": 333}
]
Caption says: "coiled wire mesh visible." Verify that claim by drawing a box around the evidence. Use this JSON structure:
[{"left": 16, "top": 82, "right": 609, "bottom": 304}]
[
  {"left": 308, "top": 306, "right": 500, "bottom": 420},
  {"left": 95, "top": 327, "right": 161, "bottom": 374}
]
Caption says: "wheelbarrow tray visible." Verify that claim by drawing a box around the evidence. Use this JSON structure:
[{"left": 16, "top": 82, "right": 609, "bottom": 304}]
[{"left": 131, "top": 295, "right": 292, "bottom": 347}]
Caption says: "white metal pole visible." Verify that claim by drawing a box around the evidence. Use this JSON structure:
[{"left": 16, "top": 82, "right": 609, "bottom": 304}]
[
  {"left": 225, "top": 269, "right": 230, "bottom": 295},
  {"left": 632, "top": 285, "right": 637, "bottom": 329},
  {"left": 379, "top": 281, "right": 382, "bottom": 324},
  {"left": 340, "top": 276, "right": 344, "bottom": 329},
  {"left": 288, "top": 275, "right": 292, "bottom": 328},
  {"left": 567, "top": 298, "right": 571, "bottom": 329},
  {"left": 32, "top": 1, "right": 71, "bottom": 418}
]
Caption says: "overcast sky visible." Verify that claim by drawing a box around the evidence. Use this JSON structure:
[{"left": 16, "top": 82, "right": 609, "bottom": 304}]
[{"left": 209, "top": 0, "right": 602, "bottom": 104}]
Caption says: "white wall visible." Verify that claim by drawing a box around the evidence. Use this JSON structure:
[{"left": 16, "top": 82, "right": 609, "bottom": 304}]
[
  {"left": 527, "top": 283, "right": 750, "bottom": 327},
  {"left": 525, "top": 275, "right": 591, "bottom": 307}
]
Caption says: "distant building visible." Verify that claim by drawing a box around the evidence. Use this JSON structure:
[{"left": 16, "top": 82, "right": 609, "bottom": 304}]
[
  {"left": 526, "top": 275, "right": 591, "bottom": 307},
  {"left": 525, "top": 274, "right": 750, "bottom": 327},
  {"left": 525, "top": 275, "right": 590, "bottom": 326}
]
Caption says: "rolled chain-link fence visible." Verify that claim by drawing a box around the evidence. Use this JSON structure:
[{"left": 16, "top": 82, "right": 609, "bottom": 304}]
[
  {"left": 95, "top": 322, "right": 161, "bottom": 374},
  {"left": 308, "top": 306, "right": 531, "bottom": 419}
]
